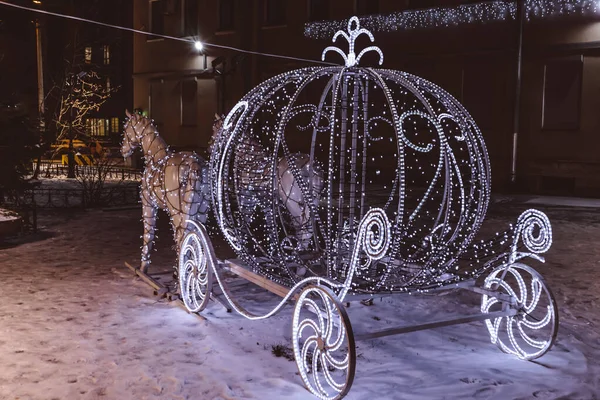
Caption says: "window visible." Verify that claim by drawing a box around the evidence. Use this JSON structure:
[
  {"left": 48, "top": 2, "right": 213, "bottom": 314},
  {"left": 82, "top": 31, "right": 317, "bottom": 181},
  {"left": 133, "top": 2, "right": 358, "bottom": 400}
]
[
  {"left": 218, "top": 0, "right": 235, "bottom": 31},
  {"left": 103, "top": 45, "right": 110, "bottom": 65},
  {"left": 462, "top": 61, "right": 498, "bottom": 129},
  {"left": 87, "top": 118, "right": 109, "bottom": 137},
  {"left": 181, "top": 79, "right": 198, "bottom": 126},
  {"left": 184, "top": 0, "right": 199, "bottom": 36},
  {"left": 308, "top": 0, "right": 328, "bottom": 21},
  {"left": 150, "top": 0, "right": 164, "bottom": 35},
  {"left": 84, "top": 47, "right": 92, "bottom": 64},
  {"left": 355, "top": 0, "right": 378, "bottom": 15},
  {"left": 542, "top": 56, "right": 582, "bottom": 130},
  {"left": 111, "top": 117, "right": 120, "bottom": 133},
  {"left": 150, "top": 81, "right": 165, "bottom": 124},
  {"left": 263, "top": 0, "right": 286, "bottom": 27}
]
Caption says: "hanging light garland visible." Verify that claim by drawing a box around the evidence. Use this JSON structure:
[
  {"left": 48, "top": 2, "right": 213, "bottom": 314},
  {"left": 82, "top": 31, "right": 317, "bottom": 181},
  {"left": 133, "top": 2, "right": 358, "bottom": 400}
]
[{"left": 304, "top": 0, "right": 600, "bottom": 40}]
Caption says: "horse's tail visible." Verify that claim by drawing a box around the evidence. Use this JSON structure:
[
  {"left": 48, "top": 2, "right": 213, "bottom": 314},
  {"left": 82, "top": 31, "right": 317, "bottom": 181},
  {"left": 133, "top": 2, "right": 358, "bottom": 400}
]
[{"left": 183, "top": 156, "right": 211, "bottom": 226}]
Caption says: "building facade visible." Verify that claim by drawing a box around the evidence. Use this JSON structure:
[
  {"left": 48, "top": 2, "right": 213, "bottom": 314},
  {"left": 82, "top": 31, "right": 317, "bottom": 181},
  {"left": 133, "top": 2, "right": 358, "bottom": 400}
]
[
  {"left": 133, "top": 0, "right": 600, "bottom": 195},
  {"left": 39, "top": 0, "right": 133, "bottom": 147}
]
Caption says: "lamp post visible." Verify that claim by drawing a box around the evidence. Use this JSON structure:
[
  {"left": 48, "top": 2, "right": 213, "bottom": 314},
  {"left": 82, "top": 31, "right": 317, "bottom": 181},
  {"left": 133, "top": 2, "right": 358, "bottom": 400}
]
[
  {"left": 510, "top": 0, "right": 526, "bottom": 186},
  {"left": 35, "top": 19, "right": 45, "bottom": 134}
]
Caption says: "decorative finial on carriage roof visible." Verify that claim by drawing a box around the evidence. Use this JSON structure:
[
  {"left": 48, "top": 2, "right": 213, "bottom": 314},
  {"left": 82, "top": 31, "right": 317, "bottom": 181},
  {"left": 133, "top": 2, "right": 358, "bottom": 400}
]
[{"left": 322, "top": 16, "right": 384, "bottom": 67}]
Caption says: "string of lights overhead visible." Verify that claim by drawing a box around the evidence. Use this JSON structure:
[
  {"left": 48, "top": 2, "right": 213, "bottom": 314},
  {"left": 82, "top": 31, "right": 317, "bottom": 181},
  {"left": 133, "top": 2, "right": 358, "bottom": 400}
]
[
  {"left": 304, "top": 0, "right": 600, "bottom": 40},
  {"left": 0, "top": 0, "right": 334, "bottom": 66}
]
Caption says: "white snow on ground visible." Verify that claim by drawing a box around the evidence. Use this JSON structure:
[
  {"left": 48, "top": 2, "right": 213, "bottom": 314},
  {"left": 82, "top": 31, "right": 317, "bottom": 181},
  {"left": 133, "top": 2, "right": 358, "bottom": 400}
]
[
  {"left": 493, "top": 194, "right": 600, "bottom": 209},
  {"left": 0, "top": 204, "right": 599, "bottom": 400}
]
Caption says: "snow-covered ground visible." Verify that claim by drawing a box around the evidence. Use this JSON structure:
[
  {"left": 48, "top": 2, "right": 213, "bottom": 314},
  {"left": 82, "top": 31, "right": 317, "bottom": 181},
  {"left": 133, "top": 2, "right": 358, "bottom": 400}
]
[{"left": 0, "top": 203, "right": 599, "bottom": 400}]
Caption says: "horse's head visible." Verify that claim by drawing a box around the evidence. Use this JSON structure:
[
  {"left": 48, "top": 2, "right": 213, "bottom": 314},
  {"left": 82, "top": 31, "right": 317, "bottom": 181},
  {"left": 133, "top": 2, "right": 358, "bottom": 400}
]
[{"left": 122, "top": 109, "right": 146, "bottom": 158}]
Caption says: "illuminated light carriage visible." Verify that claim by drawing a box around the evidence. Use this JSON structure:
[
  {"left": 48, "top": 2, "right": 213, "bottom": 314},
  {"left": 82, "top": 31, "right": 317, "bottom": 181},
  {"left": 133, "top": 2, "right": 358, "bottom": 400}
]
[{"left": 177, "top": 18, "right": 558, "bottom": 400}]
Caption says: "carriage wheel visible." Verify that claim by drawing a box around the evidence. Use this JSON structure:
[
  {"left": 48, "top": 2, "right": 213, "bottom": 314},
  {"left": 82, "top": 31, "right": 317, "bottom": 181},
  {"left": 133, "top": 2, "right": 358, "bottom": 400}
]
[
  {"left": 481, "top": 263, "right": 558, "bottom": 361},
  {"left": 178, "top": 229, "right": 213, "bottom": 313},
  {"left": 292, "top": 285, "right": 356, "bottom": 400}
]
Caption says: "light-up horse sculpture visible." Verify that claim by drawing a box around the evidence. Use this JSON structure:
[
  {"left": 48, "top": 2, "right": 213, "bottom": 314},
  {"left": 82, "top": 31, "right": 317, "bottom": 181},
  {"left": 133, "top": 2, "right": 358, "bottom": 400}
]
[
  {"left": 211, "top": 115, "right": 324, "bottom": 253},
  {"left": 122, "top": 110, "right": 210, "bottom": 273}
]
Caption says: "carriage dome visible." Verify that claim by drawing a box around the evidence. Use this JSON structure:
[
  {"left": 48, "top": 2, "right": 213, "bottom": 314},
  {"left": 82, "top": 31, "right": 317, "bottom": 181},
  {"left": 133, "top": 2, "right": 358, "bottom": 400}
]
[{"left": 210, "top": 17, "right": 492, "bottom": 293}]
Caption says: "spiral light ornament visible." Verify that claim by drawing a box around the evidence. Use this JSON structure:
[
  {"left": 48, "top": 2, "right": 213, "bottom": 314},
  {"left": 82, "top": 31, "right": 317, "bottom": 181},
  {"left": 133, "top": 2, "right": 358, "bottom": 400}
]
[
  {"left": 292, "top": 286, "right": 356, "bottom": 400},
  {"left": 178, "top": 230, "right": 213, "bottom": 313},
  {"left": 361, "top": 208, "right": 391, "bottom": 261},
  {"left": 481, "top": 263, "right": 558, "bottom": 360},
  {"left": 514, "top": 209, "right": 553, "bottom": 255}
]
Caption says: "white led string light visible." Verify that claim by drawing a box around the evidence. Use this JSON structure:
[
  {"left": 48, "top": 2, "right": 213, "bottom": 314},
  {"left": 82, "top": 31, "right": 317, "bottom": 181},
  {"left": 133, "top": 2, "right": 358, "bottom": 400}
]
[
  {"left": 305, "top": 0, "right": 600, "bottom": 40},
  {"left": 121, "top": 111, "right": 211, "bottom": 274},
  {"left": 481, "top": 263, "right": 557, "bottom": 360},
  {"left": 207, "top": 17, "right": 555, "bottom": 296},
  {"left": 0, "top": 0, "right": 334, "bottom": 66},
  {"left": 322, "top": 17, "right": 383, "bottom": 67},
  {"left": 109, "top": 14, "right": 559, "bottom": 398}
]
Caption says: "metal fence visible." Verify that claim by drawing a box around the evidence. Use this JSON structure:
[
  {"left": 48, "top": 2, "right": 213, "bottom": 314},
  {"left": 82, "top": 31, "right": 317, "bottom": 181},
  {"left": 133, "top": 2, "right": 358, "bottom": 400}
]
[
  {"left": 28, "top": 186, "right": 140, "bottom": 208},
  {"left": 33, "top": 161, "right": 143, "bottom": 181},
  {"left": 2, "top": 185, "right": 139, "bottom": 209}
]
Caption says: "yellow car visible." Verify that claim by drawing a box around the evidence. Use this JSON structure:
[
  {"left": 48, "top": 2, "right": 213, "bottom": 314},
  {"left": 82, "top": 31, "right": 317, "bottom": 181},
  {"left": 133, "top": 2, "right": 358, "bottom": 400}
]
[
  {"left": 50, "top": 139, "right": 102, "bottom": 166},
  {"left": 50, "top": 139, "right": 88, "bottom": 150}
]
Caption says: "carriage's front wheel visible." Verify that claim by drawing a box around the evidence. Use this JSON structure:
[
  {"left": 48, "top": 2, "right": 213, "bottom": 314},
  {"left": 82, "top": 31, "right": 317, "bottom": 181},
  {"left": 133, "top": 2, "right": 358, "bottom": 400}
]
[
  {"left": 292, "top": 285, "right": 356, "bottom": 400},
  {"left": 481, "top": 263, "right": 558, "bottom": 360},
  {"left": 178, "top": 229, "right": 213, "bottom": 313}
]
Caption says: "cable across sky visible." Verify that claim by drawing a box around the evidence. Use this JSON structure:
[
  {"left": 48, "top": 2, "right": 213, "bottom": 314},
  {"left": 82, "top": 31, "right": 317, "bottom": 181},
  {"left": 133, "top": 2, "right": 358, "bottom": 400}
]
[{"left": 0, "top": 0, "right": 335, "bottom": 66}]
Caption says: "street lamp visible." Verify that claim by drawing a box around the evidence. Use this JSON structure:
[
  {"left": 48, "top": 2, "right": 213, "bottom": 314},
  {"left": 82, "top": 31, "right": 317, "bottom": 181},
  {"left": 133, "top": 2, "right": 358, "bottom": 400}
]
[{"left": 194, "top": 40, "right": 203, "bottom": 52}]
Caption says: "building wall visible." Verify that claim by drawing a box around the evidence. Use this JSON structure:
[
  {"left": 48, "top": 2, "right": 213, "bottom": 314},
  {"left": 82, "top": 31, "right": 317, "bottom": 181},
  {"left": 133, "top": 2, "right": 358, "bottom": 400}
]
[
  {"left": 39, "top": 0, "right": 134, "bottom": 147},
  {"left": 133, "top": 0, "right": 600, "bottom": 195}
]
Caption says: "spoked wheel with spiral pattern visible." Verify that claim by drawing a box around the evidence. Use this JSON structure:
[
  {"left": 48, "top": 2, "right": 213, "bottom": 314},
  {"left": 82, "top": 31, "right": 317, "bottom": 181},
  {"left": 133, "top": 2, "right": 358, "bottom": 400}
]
[
  {"left": 481, "top": 263, "right": 558, "bottom": 361},
  {"left": 292, "top": 285, "right": 356, "bottom": 400},
  {"left": 178, "top": 228, "right": 213, "bottom": 313}
]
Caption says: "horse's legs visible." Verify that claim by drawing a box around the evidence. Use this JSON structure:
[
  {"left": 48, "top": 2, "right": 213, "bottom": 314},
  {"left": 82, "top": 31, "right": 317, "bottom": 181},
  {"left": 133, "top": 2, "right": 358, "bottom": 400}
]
[{"left": 141, "top": 197, "right": 157, "bottom": 274}]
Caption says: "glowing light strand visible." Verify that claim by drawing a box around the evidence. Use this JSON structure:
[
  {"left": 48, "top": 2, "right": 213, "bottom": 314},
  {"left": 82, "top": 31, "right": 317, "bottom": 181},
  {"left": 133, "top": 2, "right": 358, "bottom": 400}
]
[
  {"left": 305, "top": 0, "right": 600, "bottom": 40},
  {"left": 121, "top": 111, "right": 210, "bottom": 274}
]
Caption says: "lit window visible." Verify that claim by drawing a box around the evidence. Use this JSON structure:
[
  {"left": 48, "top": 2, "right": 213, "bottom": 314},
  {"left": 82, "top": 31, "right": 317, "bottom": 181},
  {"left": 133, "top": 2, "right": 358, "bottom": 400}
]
[
  {"left": 103, "top": 45, "right": 110, "bottom": 65},
  {"left": 111, "top": 117, "right": 120, "bottom": 133},
  {"left": 85, "top": 47, "right": 92, "bottom": 63},
  {"left": 88, "top": 118, "right": 109, "bottom": 136}
]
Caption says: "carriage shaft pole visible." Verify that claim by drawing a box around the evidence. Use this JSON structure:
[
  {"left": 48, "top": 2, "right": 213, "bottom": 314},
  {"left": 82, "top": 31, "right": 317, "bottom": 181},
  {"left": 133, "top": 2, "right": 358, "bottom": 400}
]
[{"left": 354, "top": 310, "right": 516, "bottom": 341}]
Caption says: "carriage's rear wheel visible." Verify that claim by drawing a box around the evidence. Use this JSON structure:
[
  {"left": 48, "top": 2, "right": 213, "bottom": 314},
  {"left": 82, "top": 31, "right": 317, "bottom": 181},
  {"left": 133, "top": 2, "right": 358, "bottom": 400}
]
[
  {"left": 292, "top": 285, "right": 356, "bottom": 400},
  {"left": 178, "top": 229, "right": 213, "bottom": 313},
  {"left": 481, "top": 263, "right": 558, "bottom": 361}
]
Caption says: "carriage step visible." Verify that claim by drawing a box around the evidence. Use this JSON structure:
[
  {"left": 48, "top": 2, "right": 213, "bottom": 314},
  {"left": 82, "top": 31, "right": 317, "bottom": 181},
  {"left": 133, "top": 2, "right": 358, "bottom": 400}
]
[{"left": 354, "top": 310, "right": 517, "bottom": 341}]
